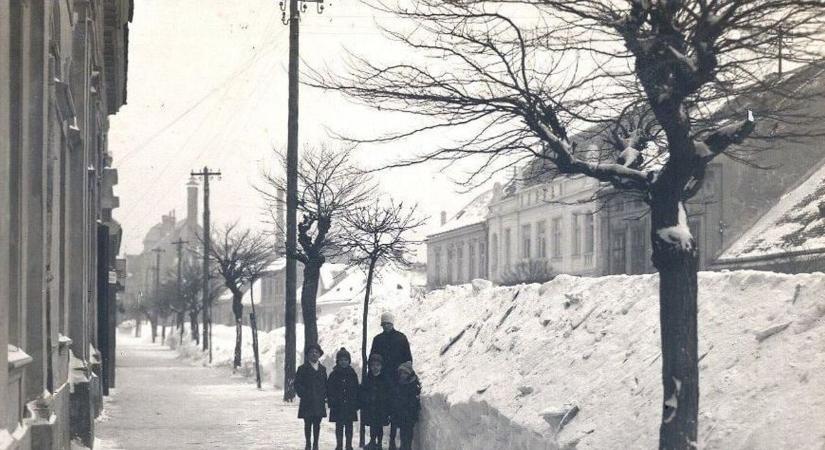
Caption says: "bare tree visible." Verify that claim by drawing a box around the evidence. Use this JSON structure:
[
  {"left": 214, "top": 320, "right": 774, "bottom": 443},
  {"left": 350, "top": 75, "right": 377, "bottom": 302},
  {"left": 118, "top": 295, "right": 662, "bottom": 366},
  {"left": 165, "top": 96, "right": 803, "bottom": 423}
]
[
  {"left": 259, "top": 145, "right": 372, "bottom": 388},
  {"left": 310, "top": 1, "right": 825, "bottom": 447},
  {"left": 170, "top": 258, "right": 222, "bottom": 346},
  {"left": 199, "top": 223, "right": 275, "bottom": 369},
  {"left": 342, "top": 199, "right": 424, "bottom": 446}
]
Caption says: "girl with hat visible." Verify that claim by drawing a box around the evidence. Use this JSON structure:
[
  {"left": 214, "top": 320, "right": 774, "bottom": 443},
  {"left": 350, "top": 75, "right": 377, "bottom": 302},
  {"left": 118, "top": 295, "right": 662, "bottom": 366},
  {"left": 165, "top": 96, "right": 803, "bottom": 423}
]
[
  {"left": 391, "top": 361, "right": 421, "bottom": 450},
  {"left": 295, "top": 343, "right": 327, "bottom": 450},
  {"left": 359, "top": 353, "right": 393, "bottom": 450},
  {"left": 327, "top": 347, "right": 360, "bottom": 450}
]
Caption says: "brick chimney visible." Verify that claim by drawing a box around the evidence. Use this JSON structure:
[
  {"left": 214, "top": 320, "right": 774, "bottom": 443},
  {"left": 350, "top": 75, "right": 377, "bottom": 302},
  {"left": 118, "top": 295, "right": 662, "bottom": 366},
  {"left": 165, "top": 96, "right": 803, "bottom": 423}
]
[
  {"left": 440, "top": 210, "right": 447, "bottom": 225},
  {"left": 186, "top": 177, "right": 199, "bottom": 225}
]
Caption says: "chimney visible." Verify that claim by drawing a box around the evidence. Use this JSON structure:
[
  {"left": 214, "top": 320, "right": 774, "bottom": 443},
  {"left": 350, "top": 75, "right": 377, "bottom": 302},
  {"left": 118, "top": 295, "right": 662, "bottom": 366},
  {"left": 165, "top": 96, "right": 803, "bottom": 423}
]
[
  {"left": 275, "top": 188, "right": 286, "bottom": 250},
  {"left": 440, "top": 211, "right": 447, "bottom": 226},
  {"left": 186, "top": 177, "right": 199, "bottom": 225}
]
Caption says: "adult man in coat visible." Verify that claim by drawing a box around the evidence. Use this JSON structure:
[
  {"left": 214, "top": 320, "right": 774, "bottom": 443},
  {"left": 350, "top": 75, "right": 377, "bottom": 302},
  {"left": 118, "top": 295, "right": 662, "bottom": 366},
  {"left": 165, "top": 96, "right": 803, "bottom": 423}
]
[{"left": 369, "top": 311, "right": 413, "bottom": 450}]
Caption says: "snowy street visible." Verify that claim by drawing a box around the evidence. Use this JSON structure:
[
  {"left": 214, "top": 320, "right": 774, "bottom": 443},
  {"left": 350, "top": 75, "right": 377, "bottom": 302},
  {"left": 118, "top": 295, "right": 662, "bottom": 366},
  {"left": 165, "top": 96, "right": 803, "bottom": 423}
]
[{"left": 96, "top": 333, "right": 334, "bottom": 450}]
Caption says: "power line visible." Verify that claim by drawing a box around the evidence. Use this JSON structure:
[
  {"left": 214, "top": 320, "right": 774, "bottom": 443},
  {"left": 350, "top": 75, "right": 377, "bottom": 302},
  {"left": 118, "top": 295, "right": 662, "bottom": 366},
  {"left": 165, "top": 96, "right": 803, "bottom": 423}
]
[{"left": 117, "top": 34, "right": 285, "bottom": 167}]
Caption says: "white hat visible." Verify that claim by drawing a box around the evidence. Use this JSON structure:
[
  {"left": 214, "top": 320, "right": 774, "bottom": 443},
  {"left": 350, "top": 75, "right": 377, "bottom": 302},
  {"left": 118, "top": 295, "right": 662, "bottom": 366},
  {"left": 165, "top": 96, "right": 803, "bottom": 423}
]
[{"left": 380, "top": 312, "right": 395, "bottom": 325}]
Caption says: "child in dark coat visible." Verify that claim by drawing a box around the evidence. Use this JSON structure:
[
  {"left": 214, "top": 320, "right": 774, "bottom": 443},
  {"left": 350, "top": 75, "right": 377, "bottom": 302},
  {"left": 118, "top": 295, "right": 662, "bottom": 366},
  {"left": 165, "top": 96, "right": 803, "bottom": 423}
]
[
  {"left": 359, "top": 353, "right": 393, "bottom": 450},
  {"left": 327, "top": 347, "right": 360, "bottom": 450},
  {"left": 295, "top": 343, "right": 327, "bottom": 450},
  {"left": 391, "top": 361, "right": 421, "bottom": 450}
]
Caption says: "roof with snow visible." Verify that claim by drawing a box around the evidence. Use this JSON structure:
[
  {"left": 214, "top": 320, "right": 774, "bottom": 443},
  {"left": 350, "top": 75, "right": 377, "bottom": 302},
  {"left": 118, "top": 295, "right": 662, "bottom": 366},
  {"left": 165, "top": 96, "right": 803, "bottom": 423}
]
[
  {"left": 429, "top": 189, "right": 493, "bottom": 237},
  {"left": 718, "top": 162, "right": 825, "bottom": 262}
]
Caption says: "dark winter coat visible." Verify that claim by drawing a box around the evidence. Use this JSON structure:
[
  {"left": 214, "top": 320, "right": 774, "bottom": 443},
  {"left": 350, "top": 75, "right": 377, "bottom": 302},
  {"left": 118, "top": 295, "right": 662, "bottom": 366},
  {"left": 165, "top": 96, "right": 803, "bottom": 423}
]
[
  {"left": 359, "top": 371, "right": 392, "bottom": 427},
  {"left": 391, "top": 378, "right": 421, "bottom": 426},
  {"left": 327, "top": 365, "right": 359, "bottom": 423},
  {"left": 369, "top": 330, "right": 413, "bottom": 378},
  {"left": 295, "top": 362, "right": 327, "bottom": 419}
]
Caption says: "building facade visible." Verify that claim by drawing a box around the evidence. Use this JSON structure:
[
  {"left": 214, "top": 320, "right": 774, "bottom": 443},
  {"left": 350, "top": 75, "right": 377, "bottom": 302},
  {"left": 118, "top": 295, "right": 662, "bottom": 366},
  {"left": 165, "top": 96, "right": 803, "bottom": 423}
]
[
  {"left": 487, "top": 175, "right": 604, "bottom": 283},
  {"left": 1, "top": 1, "right": 133, "bottom": 448},
  {"left": 426, "top": 190, "right": 491, "bottom": 289}
]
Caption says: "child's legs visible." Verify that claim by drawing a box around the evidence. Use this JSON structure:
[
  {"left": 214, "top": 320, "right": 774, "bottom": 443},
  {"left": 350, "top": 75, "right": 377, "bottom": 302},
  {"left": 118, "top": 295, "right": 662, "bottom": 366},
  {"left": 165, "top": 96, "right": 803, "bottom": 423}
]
[
  {"left": 335, "top": 422, "right": 344, "bottom": 447},
  {"left": 389, "top": 421, "right": 398, "bottom": 446},
  {"left": 344, "top": 422, "right": 354, "bottom": 445},
  {"left": 400, "top": 423, "right": 414, "bottom": 450},
  {"left": 303, "top": 419, "right": 313, "bottom": 445},
  {"left": 370, "top": 425, "right": 384, "bottom": 444},
  {"left": 312, "top": 418, "right": 321, "bottom": 445}
]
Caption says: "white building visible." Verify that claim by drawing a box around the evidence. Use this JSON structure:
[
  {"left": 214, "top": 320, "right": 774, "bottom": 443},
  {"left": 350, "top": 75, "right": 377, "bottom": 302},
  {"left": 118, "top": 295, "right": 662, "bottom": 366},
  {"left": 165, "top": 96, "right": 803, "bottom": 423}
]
[{"left": 487, "top": 174, "right": 603, "bottom": 283}]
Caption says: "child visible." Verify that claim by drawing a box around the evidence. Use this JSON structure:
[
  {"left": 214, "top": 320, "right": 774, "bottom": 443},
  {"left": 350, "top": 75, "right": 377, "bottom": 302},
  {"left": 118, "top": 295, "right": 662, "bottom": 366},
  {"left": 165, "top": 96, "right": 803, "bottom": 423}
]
[
  {"left": 359, "top": 353, "right": 392, "bottom": 450},
  {"left": 295, "top": 343, "right": 327, "bottom": 450},
  {"left": 392, "top": 361, "right": 421, "bottom": 450},
  {"left": 327, "top": 347, "right": 360, "bottom": 450}
]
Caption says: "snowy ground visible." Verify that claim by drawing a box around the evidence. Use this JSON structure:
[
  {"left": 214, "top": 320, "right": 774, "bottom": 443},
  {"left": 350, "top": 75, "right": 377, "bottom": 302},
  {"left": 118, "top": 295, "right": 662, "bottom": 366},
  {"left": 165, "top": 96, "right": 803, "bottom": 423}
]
[
  {"left": 96, "top": 332, "right": 335, "bottom": 449},
  {"left": 168, "top": 270, "right": 825, "bottom": 449}
]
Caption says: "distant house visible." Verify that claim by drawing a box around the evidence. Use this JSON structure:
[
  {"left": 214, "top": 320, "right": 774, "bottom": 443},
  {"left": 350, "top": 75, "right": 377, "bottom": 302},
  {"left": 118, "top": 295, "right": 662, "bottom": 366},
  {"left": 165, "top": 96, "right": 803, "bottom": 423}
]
[
  {"left": 425, "top": 189, "right": 492, "bottom": 289},
  {"left": 714, "top": 161, "right": 825, "bottom": 272}
]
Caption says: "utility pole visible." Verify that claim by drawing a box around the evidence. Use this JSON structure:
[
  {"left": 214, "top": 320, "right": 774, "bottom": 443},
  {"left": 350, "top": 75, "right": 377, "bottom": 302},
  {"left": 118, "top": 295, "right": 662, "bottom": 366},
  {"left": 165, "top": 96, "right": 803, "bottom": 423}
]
[
  {"left": 151, "top": 247, "right": 165, "bottom": 344},
  {"left": 171, "top": 238, "right": 188, "bottom": 344},
  {"left": 191, "top": 167, "right": 221, "bottom": 363},
  {"left": 278, "top": 0, "right": 325, "bottom": 404}
]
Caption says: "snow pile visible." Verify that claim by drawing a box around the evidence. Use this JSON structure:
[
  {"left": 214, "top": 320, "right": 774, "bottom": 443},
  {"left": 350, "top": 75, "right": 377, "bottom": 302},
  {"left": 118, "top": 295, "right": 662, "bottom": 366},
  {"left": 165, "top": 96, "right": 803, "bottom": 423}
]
[{"left": 314, "top": 271, "right": 825, "bottom": 450}]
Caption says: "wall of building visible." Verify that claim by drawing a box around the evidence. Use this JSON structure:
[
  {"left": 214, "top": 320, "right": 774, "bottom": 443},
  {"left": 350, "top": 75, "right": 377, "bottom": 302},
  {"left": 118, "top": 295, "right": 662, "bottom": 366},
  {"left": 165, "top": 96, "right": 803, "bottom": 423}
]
[
  {"left": 487, "top": 176, "right": 603, "bottom": 283},
  {"left": 1, "top": 1, "right": 132, "bottom": 448},
  {"left": 426, "top": 224, "right": 487, "bottom": 290}
]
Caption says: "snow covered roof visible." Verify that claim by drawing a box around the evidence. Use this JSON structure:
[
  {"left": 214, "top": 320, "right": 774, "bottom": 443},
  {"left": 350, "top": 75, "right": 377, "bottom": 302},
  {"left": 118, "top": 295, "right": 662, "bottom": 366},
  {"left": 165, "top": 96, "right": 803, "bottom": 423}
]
[
  {"left": 266, "top": 258, "right": 286, "bottom": 272},
  {"left": 316, "top": 264, "right": 416, "bottom": 306},
  {"left": 718, "top": 162, "right": 825, "bottom": 262},
  {"left": 430, "top": 189, "right": 493, "bottom": 237}
]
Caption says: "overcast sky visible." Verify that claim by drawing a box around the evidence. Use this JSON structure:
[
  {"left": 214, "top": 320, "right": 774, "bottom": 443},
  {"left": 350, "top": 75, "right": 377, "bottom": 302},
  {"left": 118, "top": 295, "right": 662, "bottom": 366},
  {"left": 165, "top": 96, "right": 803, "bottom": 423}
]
[{"left": 110, "top": 0, "right": 495, "bottom": 256}]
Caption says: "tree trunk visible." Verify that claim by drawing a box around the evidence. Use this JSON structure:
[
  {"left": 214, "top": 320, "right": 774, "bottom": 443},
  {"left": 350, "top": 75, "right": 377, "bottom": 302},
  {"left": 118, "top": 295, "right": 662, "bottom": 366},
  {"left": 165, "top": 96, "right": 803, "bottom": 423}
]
[
  {"left": 300, "top": 261, "right": 322, "bottom": 353},
  {"left": 232, "top": 292, "right": 244, "bottom": 369},
  {"left": 359, "top": 259, "right": 377, "bottom": 448},
  {"left": 149, "top": 313, "right": 158, "bottom": 343},
  {"left": 178, "top": 312, "right": 185, "bottom": 346},
  {"left": 135, "top": 314, "right": 142, "bottom": 338},
  {"left": 651, "top": 200, "right": 699, "bottom": 450},
  {"left": 190, "top": 311, "right": 200, "bottom": 345},
  {"left": 250, "top": 312, "right": 262, "bottom": 389}
]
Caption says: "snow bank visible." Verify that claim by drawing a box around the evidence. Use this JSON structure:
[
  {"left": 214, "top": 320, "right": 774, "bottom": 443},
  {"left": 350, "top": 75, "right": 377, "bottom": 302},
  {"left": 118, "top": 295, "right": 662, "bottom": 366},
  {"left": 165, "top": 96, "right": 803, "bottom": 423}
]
[
  {"left": 314, "top": 271, "right": 825, "bottom": 449},
  {"left": 169, "top": 270, "right": 825, "bottom": 449}
]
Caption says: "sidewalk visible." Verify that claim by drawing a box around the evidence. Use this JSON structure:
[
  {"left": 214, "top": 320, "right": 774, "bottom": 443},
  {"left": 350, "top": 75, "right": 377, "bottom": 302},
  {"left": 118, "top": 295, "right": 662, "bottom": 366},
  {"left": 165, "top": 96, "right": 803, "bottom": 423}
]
[{"left": 96, "top": 333, "right": 335, "bottom": 449}]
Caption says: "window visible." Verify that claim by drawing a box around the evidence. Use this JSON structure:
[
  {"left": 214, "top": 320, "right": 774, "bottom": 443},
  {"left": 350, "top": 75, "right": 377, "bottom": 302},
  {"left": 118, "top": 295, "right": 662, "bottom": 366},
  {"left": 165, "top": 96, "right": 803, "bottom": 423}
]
[
  {"left": 572, "top": 215, "right": 582, "bottom": 256},
  {"left": 490, "top": 234, "right": 498, "bottom": 274},
  {"left": 468, "top": 241, "right": 476, "bottom": 280},
  {"left": 551, "top": 218, "right": 563, "bottom": 259},
  {"left": 456, "top": 243, "right": 464, "bottom": 282},
  {"left": 479, "top": 242, "right": 487, "bottom": 277},
  {"left": 537, "top": 220, "right": 547, "bottom": 259},
  {"left": 504, "top": 228, "right": 512, "bottom": 268},
  {"left": 433, "top": 247, "right": 442, "bottom": 285},
  {"left": 584, "top": 213, "right": 595, "bottom": 255},
  {"left": 447, "top": 247, "right": 455, "bottom": 284},
  {"left": 630, "top": 226, "right": 647, "bottom": 274},
  {"left": 521, "top": 224, "right": 532, "bottom": 259},
  {"left": 611, "top": 230, "right": 627, "bottom": 274}
]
